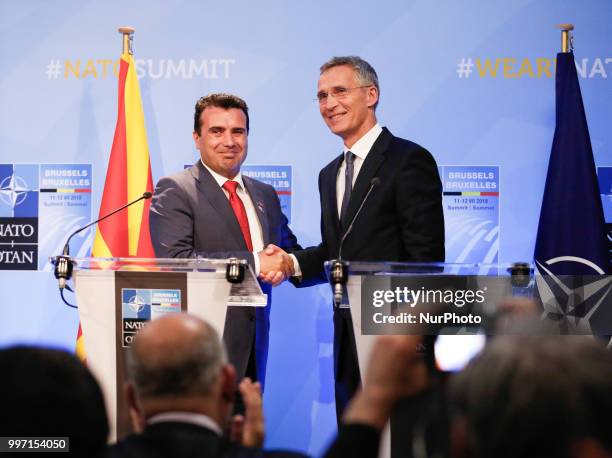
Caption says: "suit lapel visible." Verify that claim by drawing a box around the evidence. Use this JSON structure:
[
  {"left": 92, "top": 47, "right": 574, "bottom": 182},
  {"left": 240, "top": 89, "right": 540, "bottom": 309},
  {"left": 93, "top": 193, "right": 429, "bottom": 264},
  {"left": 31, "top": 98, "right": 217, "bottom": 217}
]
[
  {"left": 243, "top": 176, "right": 270, "bottom": 245},
  {"left": 324, "top": 154, "right": 344, "bottom": 238},
  {"left": 191, "top": 161, "right": 247, "bottom": 250},
  {"left": 344, "top": 128, "right": 391, "bottom": 226}
]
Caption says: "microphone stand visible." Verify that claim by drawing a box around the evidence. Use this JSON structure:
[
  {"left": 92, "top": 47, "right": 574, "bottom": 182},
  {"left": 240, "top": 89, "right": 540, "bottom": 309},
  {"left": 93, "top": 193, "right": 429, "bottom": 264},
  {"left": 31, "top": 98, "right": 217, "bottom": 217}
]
[{"left": 52, "top": 191, "right": 153, "bottom": 308}]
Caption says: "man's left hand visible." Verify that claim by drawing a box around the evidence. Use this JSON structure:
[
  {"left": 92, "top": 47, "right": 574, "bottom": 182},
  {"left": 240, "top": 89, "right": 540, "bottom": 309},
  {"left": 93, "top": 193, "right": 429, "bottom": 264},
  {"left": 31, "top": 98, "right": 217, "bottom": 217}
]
[{"left": 230, "top": 378, "right": 265, "bottom": 448}]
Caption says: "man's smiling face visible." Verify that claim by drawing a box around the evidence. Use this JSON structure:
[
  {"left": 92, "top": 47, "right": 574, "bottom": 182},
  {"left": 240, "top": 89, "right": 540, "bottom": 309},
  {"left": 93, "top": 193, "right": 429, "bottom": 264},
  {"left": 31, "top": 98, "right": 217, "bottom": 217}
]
[
  {"left": 193, "top": 106, "right": 248, "bottom": 179},
  {"left": 317, "top": 65, "right": 378, "bottom": 148}
]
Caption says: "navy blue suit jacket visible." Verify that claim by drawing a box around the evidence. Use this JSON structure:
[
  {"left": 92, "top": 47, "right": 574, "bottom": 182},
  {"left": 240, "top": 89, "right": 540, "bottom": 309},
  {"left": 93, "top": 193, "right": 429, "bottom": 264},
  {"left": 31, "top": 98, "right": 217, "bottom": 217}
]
[{"left": 294, "top": 127, "right": 445, "bottom": 284}]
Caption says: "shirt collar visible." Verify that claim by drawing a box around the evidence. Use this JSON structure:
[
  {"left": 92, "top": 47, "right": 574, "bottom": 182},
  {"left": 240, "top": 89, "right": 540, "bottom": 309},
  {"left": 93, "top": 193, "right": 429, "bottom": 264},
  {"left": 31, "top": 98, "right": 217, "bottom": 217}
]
[
  {"left": 147, "top": 411, "right": 223, "bottom": 436},
  {"left": 342, "top": 123, "right": 383, "bottom": 160},
  {"left": 200, "top": 159, "right": 245, "bottom": 190}
]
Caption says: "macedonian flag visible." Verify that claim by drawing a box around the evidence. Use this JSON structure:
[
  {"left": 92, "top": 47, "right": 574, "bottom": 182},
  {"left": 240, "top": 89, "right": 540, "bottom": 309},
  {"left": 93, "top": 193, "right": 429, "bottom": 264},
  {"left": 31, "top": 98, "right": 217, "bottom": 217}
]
[
  {"left": 91, "top": 52, "right": 154, "bottom": 259},
  {"left": 77, "top": 41, "right": 154, "bottom": 361}
]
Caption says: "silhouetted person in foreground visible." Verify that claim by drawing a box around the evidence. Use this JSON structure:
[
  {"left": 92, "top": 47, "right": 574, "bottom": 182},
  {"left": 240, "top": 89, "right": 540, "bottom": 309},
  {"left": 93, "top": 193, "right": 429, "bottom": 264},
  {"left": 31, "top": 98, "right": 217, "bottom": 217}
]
[
  {"left": 0, "top": 346, "right": 109, "bottom": 457},
  {"left": 450, "top": 336, "right": 612, "bottom": 458},
  {"left": 108, "top": 313, "right": 429, "bottom": 458}
]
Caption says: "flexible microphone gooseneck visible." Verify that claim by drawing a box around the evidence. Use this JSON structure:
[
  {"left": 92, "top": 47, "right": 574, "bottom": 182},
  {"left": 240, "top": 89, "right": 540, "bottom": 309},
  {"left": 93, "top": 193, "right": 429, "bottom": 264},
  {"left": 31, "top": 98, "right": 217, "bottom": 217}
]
[
  {"left": 53, "top": 192, "right": 153, "bottom": 302},
  {"left": 331, "top": 177, "right": 380, "bottom": 306},
  {"left": 338, "top": 177, "right": 380, "bottom": 261},
  {"left": 62, "top": 191, "right": 152, "bottom": 257}
]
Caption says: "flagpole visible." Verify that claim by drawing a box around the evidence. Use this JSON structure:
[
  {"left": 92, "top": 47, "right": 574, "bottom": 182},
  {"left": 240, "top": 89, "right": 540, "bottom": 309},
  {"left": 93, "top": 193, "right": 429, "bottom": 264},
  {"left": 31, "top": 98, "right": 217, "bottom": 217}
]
[
  {"left": 118, "top": 26, "right": 134, "bottom": 55},
  {"left": 556, "top": 23, "right": 574, "bottom": 53}
]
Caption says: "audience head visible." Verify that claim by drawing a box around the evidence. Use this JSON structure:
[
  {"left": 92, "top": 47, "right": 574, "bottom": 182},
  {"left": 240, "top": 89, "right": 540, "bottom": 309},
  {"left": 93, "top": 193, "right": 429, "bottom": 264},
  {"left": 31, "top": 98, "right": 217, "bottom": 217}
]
[
  {"left": 450, "top": 335, "right": 612, "bottom": 458},
  {"left": 125, "top": 313, "right": 235, "bottom": 427},
  {"left": 0, "top": 346, "right": 109, "bottom": 456}
]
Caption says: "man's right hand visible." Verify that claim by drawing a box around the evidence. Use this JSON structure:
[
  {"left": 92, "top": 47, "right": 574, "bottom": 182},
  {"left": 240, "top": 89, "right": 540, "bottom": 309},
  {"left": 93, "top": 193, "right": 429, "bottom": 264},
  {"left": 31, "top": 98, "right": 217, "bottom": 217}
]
[{"left": 258, "top": 244, "right": 294, "bottom": 286}]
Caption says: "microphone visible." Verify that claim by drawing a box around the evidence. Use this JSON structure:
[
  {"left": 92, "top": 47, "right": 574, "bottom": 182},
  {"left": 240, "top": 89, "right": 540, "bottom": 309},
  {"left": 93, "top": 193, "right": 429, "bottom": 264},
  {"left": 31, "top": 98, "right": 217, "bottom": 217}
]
[
  {"left": 338, "top": 177, "right": 379, "bottom": 261},
  {"left": 331, "top": 177, "right": 380, "bottom": 306},
  {"left": 53, "top": 191, "right": 153, "bottom": 290}
]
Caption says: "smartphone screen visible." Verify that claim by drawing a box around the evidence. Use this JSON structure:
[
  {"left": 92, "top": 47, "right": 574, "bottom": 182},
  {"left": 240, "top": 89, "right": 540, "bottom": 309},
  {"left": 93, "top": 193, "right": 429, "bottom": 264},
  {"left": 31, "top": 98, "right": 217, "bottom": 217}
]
[{"left": 434, "top": 334, "right": 486, "bottom": 372}]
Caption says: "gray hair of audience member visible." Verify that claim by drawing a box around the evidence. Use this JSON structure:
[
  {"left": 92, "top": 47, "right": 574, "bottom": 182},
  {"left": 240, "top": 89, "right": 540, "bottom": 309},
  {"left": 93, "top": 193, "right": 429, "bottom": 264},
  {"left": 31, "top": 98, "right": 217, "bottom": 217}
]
[
  {"left": 450, "top": 336, "right": 612, "bottom": 458},
  {"left": 320, "top": 56, "right": 380, "bottom": 110},
  {"left": 126, "top": 316, "right": 228, "bottom": 399}
]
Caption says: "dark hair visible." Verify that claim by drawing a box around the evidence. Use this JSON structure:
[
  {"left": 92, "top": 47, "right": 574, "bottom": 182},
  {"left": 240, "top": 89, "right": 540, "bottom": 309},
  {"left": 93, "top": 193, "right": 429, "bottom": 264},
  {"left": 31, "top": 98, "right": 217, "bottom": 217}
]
[
  {"left": 320, "top": 56, "right": 380, "bottom": 110},
  {"left": 193, "top": 93, "right": 249, "bottom": 134},
  {"left": 451, "top": 336, "right": 612, "bottom": 458},
  {"left": 0, "top": 346, "right": 109, "bottom": 456}
]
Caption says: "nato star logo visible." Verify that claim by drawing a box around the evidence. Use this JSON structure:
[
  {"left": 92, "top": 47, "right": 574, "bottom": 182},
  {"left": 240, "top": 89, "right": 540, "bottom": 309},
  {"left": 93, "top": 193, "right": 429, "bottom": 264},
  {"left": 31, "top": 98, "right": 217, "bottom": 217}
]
[
  {"left": 0, "top": 164, "right": 39, "bottom": 218},
  {"left": 0, "top": 173, "right": 31, "bottom": 208},
  {"left": 128, "top": 294, "right": 147, "bottom": 313},
  {"left": 536, "top": 256, "right": 612, "bottom": 334}
]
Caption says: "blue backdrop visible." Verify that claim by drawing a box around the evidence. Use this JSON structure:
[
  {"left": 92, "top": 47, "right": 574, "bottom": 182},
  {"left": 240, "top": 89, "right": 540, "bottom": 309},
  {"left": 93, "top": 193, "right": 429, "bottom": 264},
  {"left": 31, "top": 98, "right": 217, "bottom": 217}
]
[{"left": 1, "top": 1, "right": 611, "bottom": 455}]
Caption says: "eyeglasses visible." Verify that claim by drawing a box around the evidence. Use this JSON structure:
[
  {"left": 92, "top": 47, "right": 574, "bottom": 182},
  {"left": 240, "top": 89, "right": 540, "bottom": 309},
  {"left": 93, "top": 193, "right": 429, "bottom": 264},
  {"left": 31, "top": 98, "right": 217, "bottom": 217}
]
[{"left": 315, "top": 86, "right": 371, "bottom": 104}]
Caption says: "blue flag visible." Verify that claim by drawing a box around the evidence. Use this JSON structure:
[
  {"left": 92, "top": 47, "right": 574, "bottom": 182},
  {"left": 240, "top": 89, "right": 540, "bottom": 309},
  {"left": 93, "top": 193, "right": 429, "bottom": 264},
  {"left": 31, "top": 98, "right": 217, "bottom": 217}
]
[
  {"left": 534, "top": 51, "right": 611, "bottom": 336},
  {"left": 534, "top": 51, "right": 608, "bottom": 275}
]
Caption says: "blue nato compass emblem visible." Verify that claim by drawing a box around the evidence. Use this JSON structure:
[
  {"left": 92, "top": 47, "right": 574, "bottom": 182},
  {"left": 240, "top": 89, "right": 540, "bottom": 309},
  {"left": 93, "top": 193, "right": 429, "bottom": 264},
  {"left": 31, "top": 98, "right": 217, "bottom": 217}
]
[
  {"left": 128, "top": 294, "right": 147, "bottom": 314},
  {"left": 122, "top": 290, "right": 151, "bottom": 319},
  {"left": 0, "top": 164, "right": 39, "bottom": 217},
  {"left": 122, "top": 290, "right": 151, "bottom": 347},
  {"left": 0, "top": 174, "right": 30, "bottom": 208}
]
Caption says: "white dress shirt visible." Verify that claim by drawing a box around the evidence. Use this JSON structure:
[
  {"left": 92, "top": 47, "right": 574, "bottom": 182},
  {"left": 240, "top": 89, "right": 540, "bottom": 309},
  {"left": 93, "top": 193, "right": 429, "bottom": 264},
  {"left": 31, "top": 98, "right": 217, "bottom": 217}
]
[
  {"left": 201, "top": 160, "right": 264, "bottom": 274},
  {"left": 336, "top": 123, "right": 382, "bottom": 217},
  {"left": 147, "top": 411, "right": 222, "bottom": 436}
]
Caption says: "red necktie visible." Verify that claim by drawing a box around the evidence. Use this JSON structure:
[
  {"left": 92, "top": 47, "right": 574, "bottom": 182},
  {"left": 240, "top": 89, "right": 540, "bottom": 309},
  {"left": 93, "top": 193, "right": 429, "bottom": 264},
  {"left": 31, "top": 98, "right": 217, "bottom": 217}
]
[{"left": 223, "top": 180, "right": 253, "bottom": 251}]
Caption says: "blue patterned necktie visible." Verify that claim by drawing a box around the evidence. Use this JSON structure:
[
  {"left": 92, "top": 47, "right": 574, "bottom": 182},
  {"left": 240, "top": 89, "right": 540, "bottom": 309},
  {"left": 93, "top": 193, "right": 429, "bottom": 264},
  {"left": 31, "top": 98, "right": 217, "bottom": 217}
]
[{"left": 340, "top": 151, "right": 355, "bottom": 228}]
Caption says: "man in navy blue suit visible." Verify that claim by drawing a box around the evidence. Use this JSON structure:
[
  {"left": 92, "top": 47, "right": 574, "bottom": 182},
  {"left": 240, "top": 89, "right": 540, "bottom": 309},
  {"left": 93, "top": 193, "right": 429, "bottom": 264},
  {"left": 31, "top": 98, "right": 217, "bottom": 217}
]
[{"left": 285, "top": 56, "right": 445, "bottom": 420}]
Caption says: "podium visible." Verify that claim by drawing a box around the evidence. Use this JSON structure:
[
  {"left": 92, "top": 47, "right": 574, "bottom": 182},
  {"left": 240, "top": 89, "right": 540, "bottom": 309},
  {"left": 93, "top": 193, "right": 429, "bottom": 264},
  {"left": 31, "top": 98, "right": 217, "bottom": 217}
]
[
  {"left": 71, "top": 257, "right": 265, "bottom": 441},
  {"left": 326, "top": 261, "right": 536, "bottom": 458}
]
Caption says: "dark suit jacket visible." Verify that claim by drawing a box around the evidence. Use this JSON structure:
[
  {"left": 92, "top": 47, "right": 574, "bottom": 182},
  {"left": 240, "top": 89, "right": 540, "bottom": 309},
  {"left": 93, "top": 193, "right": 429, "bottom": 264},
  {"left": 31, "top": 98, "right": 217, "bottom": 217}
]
[
  {"left": 294, "top": 127, "right": 445, "bottom": 284},
  {"left": 149, "top": 161, "right": 301, "bottom": 384},
  {"left": 106, "top": 421, "right": 381, "bottom": 458},
  {"left": 106, "top": 422, "right": 307, "bottom": 458}
]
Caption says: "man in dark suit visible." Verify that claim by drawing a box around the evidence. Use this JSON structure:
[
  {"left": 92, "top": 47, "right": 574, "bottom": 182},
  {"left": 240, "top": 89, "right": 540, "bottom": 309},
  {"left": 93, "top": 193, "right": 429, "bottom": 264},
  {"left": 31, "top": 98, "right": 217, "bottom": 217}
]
[
  {"left": 279, "top": 56, "right": 445, "bottom": 420},
  {"left": 108, "top": 313, "right": 303, "bottom": 458},
  {"left": 108, "top": 313, "right": 429, "bottom": 458},
  {"left": 149, "top": 93, "right": 300, "bottom": 387}
]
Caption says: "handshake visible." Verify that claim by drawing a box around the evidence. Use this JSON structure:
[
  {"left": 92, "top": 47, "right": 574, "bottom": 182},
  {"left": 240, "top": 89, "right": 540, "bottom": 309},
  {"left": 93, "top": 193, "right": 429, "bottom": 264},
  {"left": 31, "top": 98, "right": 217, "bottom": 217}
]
[{"left": 257, "top": 244, "right": 295, "bottom": 286}]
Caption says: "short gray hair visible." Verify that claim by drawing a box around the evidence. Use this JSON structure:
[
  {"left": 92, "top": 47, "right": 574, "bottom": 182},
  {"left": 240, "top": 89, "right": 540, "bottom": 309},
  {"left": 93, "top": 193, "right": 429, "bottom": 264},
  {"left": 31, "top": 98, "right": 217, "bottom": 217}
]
[
  {"left": 320, "top": 56, "right": 380, "bottom": 109},
  {"left": 126, "top": 322, "right": 227, "bottom": 398},
  {"left": 451, "top": 336, "right": 612, "bottom": 458}
]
